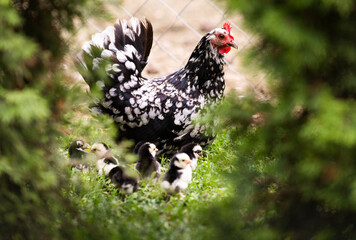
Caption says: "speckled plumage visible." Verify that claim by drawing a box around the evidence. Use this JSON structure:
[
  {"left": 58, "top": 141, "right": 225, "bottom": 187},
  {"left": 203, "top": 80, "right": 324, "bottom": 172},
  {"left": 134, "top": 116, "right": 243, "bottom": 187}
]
[{"left": 81, "top": 18, "right": 237, "bottom": 154}]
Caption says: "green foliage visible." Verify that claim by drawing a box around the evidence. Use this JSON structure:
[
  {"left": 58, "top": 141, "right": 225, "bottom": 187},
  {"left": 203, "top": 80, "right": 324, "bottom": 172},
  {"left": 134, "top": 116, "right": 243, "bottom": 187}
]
[
  {"left": 0, "top": 0, "right": 106, "bottom": 239},
  {"left": 203, "top": 0, "right": 356, "bottom": 239},
  {"left": 6, "top": 0, "right": 356, "bottom": 239},
  {"left": 1, "top": 0, "right": 241, "bottom": 239},
  {"left": 60, "top": 131, "right": 233, "bottom": 240},
  {"left": 0, "top": 89, "right": 50, "bottom": 124}
]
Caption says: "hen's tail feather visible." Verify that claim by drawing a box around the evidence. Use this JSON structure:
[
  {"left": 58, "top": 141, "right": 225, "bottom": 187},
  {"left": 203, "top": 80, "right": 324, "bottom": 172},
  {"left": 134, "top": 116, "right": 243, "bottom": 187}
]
[
  {"left": 82, "top": 17, "right": 153, "bottom": 87},
  {"left": 142, "top": 19, "right": 153, "bottom": 64},
  {"left": 113, "top": 18, "right": 153, "bottom": 72}
]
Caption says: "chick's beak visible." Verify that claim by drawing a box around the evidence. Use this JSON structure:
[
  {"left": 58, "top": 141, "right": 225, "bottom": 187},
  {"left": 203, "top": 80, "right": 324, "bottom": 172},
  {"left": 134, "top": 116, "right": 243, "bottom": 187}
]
[
  {"left": 186, "top": 159, "right": 192, "bottom": 164},
  {"left": 228, "top": 40, "right": 238, "bottom": 49}
]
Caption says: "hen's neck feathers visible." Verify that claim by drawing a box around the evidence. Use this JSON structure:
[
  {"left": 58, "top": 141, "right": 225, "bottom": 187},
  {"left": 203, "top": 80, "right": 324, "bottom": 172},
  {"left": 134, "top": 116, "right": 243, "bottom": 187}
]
[{"left": 167, "top": 33, "right": 226, "bottom": 100}]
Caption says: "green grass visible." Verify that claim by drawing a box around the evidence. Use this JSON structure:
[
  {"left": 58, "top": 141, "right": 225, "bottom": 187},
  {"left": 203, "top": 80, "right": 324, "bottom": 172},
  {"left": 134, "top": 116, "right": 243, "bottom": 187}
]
[{"left": 59, "top": 109, "right": 236, "bottom": 239}]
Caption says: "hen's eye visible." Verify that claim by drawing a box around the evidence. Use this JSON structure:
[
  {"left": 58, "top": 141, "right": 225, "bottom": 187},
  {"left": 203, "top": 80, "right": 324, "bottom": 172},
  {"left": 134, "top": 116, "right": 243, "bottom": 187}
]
[{"left": 218, "top": 34, "right": 225, "bottom": 40}]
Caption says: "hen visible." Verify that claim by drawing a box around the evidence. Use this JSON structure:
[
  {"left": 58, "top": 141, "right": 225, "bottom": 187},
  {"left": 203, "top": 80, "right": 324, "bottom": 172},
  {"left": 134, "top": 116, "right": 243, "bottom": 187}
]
[{"left": 81, "top": 18, "right": 237, "bottom": 154}]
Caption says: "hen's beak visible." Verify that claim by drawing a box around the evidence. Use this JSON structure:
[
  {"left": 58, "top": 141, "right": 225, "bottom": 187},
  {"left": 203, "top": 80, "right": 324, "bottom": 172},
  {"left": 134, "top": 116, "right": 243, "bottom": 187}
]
[{"left": 228, "top": 40, "right": 238, "bottom": 50}]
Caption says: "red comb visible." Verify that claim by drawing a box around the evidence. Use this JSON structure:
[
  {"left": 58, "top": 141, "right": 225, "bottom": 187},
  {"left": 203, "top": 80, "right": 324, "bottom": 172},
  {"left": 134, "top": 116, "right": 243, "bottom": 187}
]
[{"left": 223, "top": 22, "right": 234, "bottom": 40}]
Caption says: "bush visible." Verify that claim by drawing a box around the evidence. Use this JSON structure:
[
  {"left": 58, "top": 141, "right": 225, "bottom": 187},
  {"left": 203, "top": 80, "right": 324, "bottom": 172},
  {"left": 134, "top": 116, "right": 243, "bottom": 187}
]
[
  {"left": 0, "top": 0, "right": 106, "bottom": 239},
  {"left": 203, "top": 0, "right": 356, "bottom": 239}
]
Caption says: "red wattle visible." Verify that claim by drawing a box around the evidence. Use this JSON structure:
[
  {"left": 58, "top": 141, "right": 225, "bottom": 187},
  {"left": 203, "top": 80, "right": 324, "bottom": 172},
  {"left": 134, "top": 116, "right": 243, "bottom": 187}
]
[{"left": 218, "top": 46, "right": 231, "bottom": 54}]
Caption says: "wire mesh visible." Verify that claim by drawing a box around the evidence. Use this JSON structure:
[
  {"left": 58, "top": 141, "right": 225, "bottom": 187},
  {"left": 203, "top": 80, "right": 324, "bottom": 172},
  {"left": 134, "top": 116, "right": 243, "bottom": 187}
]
[{"left": 78, "top": 0, "right": 267, "bottom": 100}]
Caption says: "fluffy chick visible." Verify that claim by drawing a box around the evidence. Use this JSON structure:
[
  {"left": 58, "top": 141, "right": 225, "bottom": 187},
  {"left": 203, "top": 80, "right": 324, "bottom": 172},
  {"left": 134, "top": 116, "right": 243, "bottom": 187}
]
[
  {"left": 68, "top": 140, "right": 90, "bottom": 171},
  {"left": 161, "top": 153, "right": 192, "bottom": 194},
  {"left": 90, "top": 142, "right": 119, "bottom": 166},
  {"left": 179, "top": 143, "right": 203, "bottom": 171},
  {"left": 134, "top": 142, "right": 160, "bottom": 180},
  {"left": 91, "top": 142, "right": 138, "bottom": 194}
]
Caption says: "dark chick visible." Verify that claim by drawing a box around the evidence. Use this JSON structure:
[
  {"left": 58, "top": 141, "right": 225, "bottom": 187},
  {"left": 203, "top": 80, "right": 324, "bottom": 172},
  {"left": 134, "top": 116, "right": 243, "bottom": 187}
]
[
  {"left": 135, "top": 142, "right": 160, "bottom": 180},
  {"left": 68, "top": 140, "right": 90, "bottom": 159},
  {"left": 81, "top": 18, "right": 238, "bottom": 155},
  {"left": 68, "top": 140, "right": 90, "bottom": 171},
  {"left": 179, "top": 143, "right": 203, "bottom": 171},
  {"left": 109, "top": 166, "right": 138, "bottom": 194}
]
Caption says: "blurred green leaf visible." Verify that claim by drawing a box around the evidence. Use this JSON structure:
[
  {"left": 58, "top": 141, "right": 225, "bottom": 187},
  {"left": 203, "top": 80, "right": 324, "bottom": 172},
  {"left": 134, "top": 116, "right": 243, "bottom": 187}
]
[{"left": 0, "top": 89, "right": 49, "bottom": 124}]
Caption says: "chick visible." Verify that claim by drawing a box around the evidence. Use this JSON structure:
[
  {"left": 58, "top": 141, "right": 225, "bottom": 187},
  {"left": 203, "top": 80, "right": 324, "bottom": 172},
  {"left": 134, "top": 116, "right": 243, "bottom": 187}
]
[
  {"left": 109, "top": 166, "right": 139, "bottom": 194},
  {"left": 91, "top": 142, "right": 138, "bottom": 194},
  {"left": 161, "top": 153, "right": 192, "bottom": 194},
  {"left": 134, "top": 142, "right": 160, "bottom": 180},
  {"left": 68, "top": 140, "right": 90, "bottom": 171},
  {"left": 90, "top": 142, "right": 119, "bottom": 167},
  {"left": 179, "top": 143, "right": 203, "bottom": 171}
]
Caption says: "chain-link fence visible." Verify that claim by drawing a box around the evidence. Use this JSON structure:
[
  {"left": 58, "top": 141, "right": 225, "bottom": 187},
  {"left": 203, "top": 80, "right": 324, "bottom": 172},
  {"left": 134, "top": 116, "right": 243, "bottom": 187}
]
[{"left": 76, "top": 0, "right": 267, "bottom": 99}]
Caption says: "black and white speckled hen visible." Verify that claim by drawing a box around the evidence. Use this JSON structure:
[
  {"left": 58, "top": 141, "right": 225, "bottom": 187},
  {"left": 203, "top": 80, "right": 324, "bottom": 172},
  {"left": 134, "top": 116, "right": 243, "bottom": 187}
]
[{"left": 81, "top": 18, "right": 238, "bottom": 154}]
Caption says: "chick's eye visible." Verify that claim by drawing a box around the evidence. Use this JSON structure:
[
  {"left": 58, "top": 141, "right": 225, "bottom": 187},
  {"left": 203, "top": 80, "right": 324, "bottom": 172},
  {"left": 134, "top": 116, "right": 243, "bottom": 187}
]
[{"left": 218, "top": 34, "right": 225, "bottom": 40}]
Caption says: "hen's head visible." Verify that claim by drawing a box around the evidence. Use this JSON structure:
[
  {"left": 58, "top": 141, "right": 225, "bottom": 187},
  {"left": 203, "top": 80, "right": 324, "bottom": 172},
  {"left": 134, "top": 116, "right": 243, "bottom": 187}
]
[{"left": 209, "top": 22, "right": 238, "bottom": 54}]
